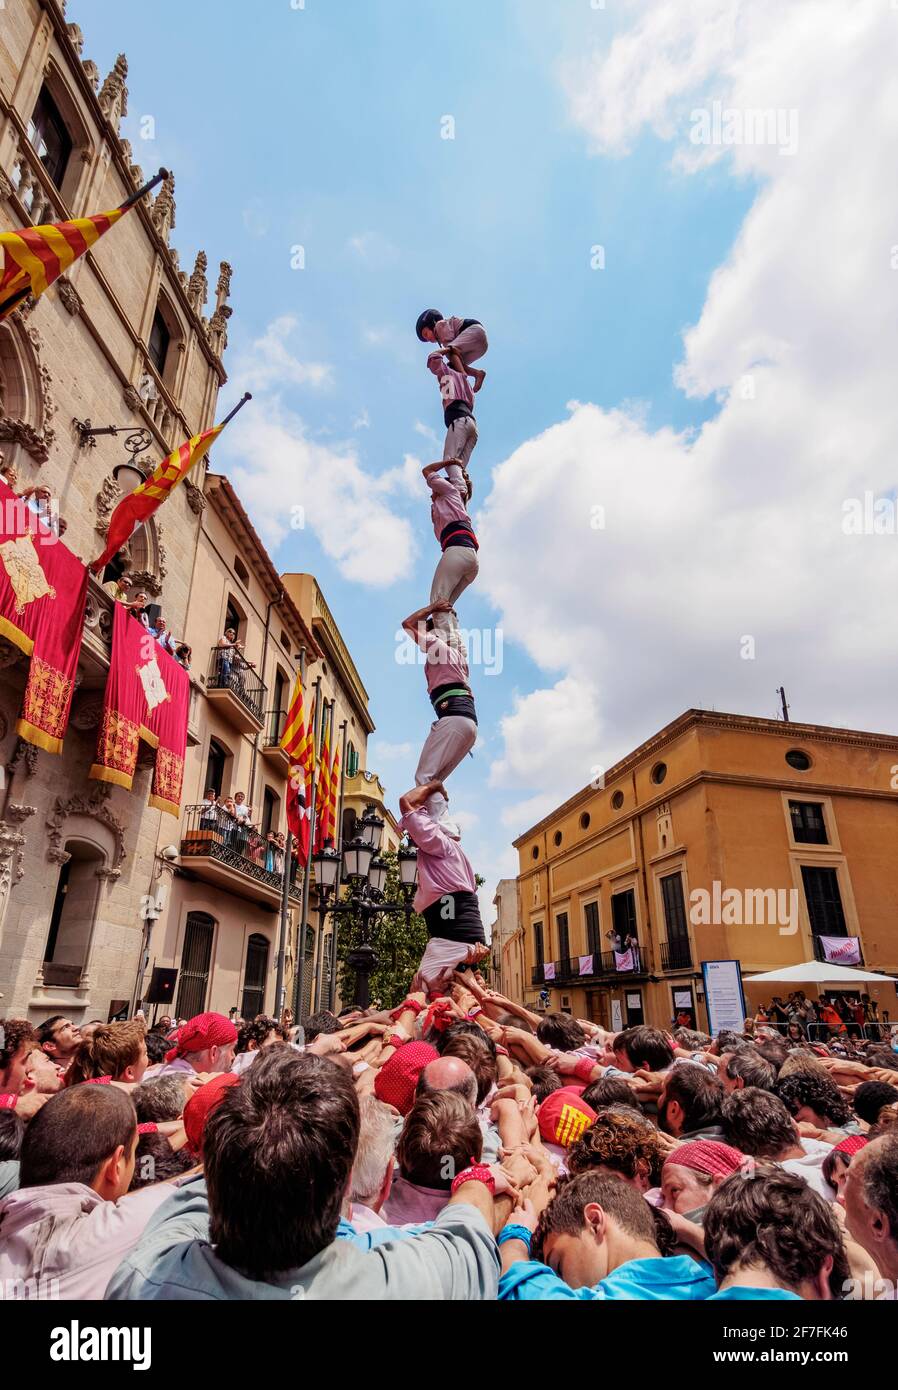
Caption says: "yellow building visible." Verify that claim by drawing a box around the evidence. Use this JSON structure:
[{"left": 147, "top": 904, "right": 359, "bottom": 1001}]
[{"left": 513, "top": 709, "right": 898, "bottom": 1032}]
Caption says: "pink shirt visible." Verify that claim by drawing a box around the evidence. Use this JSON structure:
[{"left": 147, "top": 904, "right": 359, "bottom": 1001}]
[
  {"left": 382, "top": 1176, "right": 449, "bottom": 1225},
  {"left": 427, "top": 356, "right": 475, "bottom": 410},
  {"left": 434, "top": 316, "right": 466, "bottom": 348},
  {"left": 398, "top": 807, "right": 477, "bottom": 913},
  {"left": 428, "top": 474, "right": 469, "bottom": 542},
  {"left": 423, "top": 630, "right": 469, "bottom": 695}
]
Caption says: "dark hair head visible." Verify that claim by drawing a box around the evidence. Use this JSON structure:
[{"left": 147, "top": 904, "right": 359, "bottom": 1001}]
[
  {"left": 525, "top": 1066, "right": 564, "bottom": 1104},
  {"left": 536, "top": 1013, "right": 588, "bottom": 1052},
  {"left": 863, "top": 1048, "right": 898, "bottom": 1071},
  {"left": 0, "top": 1108, "right": 24, "bottom": 1161},
  {"left": 533, "top": 1170, "right": 665, "bottom": 1261},
  {"left": 397, "top": 1091, "right": 482, "bottom": 1189},
  {"left": 716, "top": 1029, "right": 747, "bottom": 1054},
  {"left": 673, "top": 1028, "right": 712, "bottom": 1050},
  {"left": 776, "top": 1071, "right": 850, "bottom": 1127},
  {"left": 703, "top": 1167, "right": 850, "bottom": 1298},
  {"left": 204, "top": 1050, "right": 359, "bottom": 1280},
  {"left": 662, "top": 1066, "right": 725, "bottom": 1133},
  {"left": 853, "top": 1081, "right": 898, "bottom": 1127},
  {"left": 133, "top": 1075, "right": 189, "bottom": 1124},
  {"left": 722, "top": 1088, "right": 798, "bottom": 1158},
  {"left": 0, "top": 1018, "right": 36, "bottom": 1075},
  {"left": 415, "top": 308, "right": 443, "bottom": 341},
  {"left": 753, "top": 1037, "right": 789, "bottom": 1075},
  {"left": 20, "top": 1085, "right": 137, "bottom": 1188},
  {"left": 34, "top": 1015, "right": 66, "bottom": 1049},
  {"left": 566, "top": 1109, "right": 667, "bottom": 1186},
  {"left": 236, "top": 1016, "right": 288, "bottom": 1054},
  {"left": 302, "top": 1011, "right": 339, "bottom": 1044},
  {"left": 129, "top": 1132, "right": 194, "bottom": 1191},
  {"left": 438, "top": 1023, "right": 498, "bottom": 1104},
  {"left": 66, "top": 1020, "right": 146, "bottom": 1085},
  {"left": 581, "top": 1076, "right": 642, "bottom": 1113},
  {"left": 144, "top": 1032, "right": 171, "bottom": 1065},
  {"left": 613, "top": 1026, "right": 675, "bottom": 1071},
  {"left": 725, "top": 1048, "right": 776, "bottom": 1092}
]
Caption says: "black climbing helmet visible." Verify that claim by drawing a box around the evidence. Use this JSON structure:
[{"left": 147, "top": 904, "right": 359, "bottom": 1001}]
[{"left": 415, "top": 309, "right": 443, "bottom": 341}]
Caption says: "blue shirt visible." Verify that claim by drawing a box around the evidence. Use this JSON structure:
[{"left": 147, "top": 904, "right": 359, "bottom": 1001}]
[
  {"left": 335, "top": 1217, "right": 435, "bottom": 1251},
  {"left": 709, "top": 1286, "right": 802, "bottom": 1301},
  {"left": 499, "top": 1254, "right": 716, "bottom": 1301}
]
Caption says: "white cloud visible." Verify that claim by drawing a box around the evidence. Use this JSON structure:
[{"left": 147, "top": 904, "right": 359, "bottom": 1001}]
[
  {"left": 353, "top": 409, "right": 371, "bottom": 430},
  {"left": 230, "top": 316, "right": 332, "bottom": 394},
  {"left": 368, "top": 739, "right": 415, "bottom": 762},
  {"left": 483, "top": 0, "right": 898, "bottom": 837},
  {"left": 347, "top": 231, "right": 399, "bottom": 265},
  {"left": 414, "top": 420, "right": 440, "bottom": 445}
]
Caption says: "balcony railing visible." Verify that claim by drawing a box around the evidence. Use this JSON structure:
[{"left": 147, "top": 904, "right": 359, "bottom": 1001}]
[
  {"left": 180, "top": 804, "right": 300, "bottom": 899},
  {"left": 206, "top": 646, "right": 267, "bottom": 725},
  {"left": 660, "top": 938, "right": 693, "bottom": 971},
  {"left": 263, "top": 708, "right": 288, "bottom": 748},
  {"left": 544, "top": 949, "right": 647, "bottom": 984},
  {"left": 812, "top": 933, "right": 864, "bottom": 966}
]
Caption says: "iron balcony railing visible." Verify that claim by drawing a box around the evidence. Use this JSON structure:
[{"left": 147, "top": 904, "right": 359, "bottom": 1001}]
[
  {"left": 660, "top": 938, "right": 693, "bottom": 971},
  {"left": 547, "top": 949, "right": 646, "bottom": 983},
  {"left": 180, "top": 804, "right": 301, "bottom": 898},
  {"left": 263, "top": 708, "right": 288, "bottom": 748},
  {"left": 207, "top": 646, "right": 267, "bottom": 724}
]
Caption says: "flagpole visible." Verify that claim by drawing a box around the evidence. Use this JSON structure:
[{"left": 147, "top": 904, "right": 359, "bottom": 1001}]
[
  {"left": 314, "top": 699, "right": 336, "bottom": 1010},
  {"left": 218, "top": 391, "right": 253, "bottom": 427},
  {"left": 328, "top": 718, "right": 349, "bottom": 1010},
  {"left": 118, "top": 167, "right": 170, "bottom": 212},
  {"left": 293, "top": 676, "right": 322, "bottom": 1026}
]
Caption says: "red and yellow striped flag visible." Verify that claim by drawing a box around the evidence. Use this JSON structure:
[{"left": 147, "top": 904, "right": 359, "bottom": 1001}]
[
  {"left": 315, "top": 719, "right": 332, "bottom": 850},
  {"left": 0, "top": 169, "right": 167, "bottom": 323},
  {"left": 280, "top": 673, "right": 313, "bottom": 777},
  {"left": 326, "top": 742, "right": 341, "bottom": 846}
]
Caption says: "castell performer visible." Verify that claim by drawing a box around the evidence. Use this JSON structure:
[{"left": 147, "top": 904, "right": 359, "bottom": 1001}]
[
  {"left": 422, "top": 459, "right": 479, "bottom": 618},
  {"left": 426, "top": 354, "right": 479, "bottom": 497},
  {"left": 398, "top": 778, "right": 488, "bottom": 993},
  {"left": 415, "top": 309, "right": 489, "bottom": 393},
  {"left": 401, "top": 597, "right": 477, "bottom": 824}
]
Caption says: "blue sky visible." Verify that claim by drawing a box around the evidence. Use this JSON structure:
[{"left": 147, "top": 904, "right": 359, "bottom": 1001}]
[{"left": 70, "top": 0, "right": 818, "bottom": 912}]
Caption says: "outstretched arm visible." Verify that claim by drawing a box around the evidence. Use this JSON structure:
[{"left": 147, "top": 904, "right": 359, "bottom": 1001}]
[
  {"left": 401, "top": 597, "right": 452, "bottom": 649},
  {"left": 399, "top": 779, "right": 447, "bottom": 817}
]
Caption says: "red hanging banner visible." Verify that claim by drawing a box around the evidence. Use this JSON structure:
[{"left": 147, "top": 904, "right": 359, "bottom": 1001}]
[
  {"left": 89, "top": 605, "right": 189, "bottom": 816},
  {"left": 0, "top": 477, "right": 87, "bottom": 754}
]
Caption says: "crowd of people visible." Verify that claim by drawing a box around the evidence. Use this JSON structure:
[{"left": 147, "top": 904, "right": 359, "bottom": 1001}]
[
  {"left": 109, "top": 573, "right": 192, "bottom": 670},
  {"left": 751, "top": 992, "right": 892, "bottom": 1042},
  {"left": 1, "top": 976, "right": 897, "bottom": 1302}
]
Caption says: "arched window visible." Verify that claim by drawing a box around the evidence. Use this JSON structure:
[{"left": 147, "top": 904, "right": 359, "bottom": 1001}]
[
  {"left": 204, "top": 738, "right": 230, "bottom": 797},
  {"left": 262, "top": 786, "right": 280, "bottom": 837},
  {"left": 241, "top": 934, "right": 270, "bottom": 1020},
  {"left": 44, "top": 840, "right": 105, "bottom": 988},
  {"left": 28, "top": 87, "right": 72, "bottom": 190},
  {"left": 146, "top": 294, "right": 182, "bottom": 393}
]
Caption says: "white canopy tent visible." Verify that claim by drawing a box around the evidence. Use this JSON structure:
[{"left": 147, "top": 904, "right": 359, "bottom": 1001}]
[{"left": 744, "top": 960, "right": 895, "bottom": 985}]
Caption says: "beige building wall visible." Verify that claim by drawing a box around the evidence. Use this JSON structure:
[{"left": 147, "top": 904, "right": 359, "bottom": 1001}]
[
  {"left": 513, "top": 711, "right": 898, "bottom": 1034},
  {"left": 0, "top": 1, "right": 231, "bottom": 1023}
]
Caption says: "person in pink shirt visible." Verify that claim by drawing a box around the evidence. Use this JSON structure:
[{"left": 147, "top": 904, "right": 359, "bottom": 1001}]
[
  {"left": 427, "top": 355, "right": 478, "bottom": 496},
  {"left": 398, "top": 780, "right": 487, "bottom": 993},
  {"left": 416, "top": 309, "right": 489, "bottom": 392},
  {"left": 422, "top": 460, "right": 479, "bottom": 619},
  {"left": 402, "top": 599, "right": 477, "bottom": 824}
]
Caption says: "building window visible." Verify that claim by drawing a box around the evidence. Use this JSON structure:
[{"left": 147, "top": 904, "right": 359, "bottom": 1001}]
[
  {"left": 44, "top": 842, "right": 104, "bottom": 987},
  {"left": 584, "top": 901, "right": 601, "bottom": 955},
  {"left": 785, "top": 749, "right": 812, "bottom": 771},
  {"left": 346, "top": 742, "right": 359, "bottom": 777},
  {"left": 660, "top": 873, "right": 689, "bottom": 941},
  {"left": 176, "top": 913, "right": 215, "bottom": 1019},
  {"left": 611, "top": 889, "right": 638, "bottom": 947},
  {"left": 553, "top": 830, "right": 563, "bottom": 847},
  {"left": 531, "top": 845, "right": 539, "bottom": 860},
  {"left": 262, "top": 787, "right": 279, "bottom": 837},
  {"left": 651, "top": 762, "right": 667, "bottom": 785},
  {"left": 28, "top": 86, "right": 72, "bottom": 190},
  {"left": 580, "top": 812, "right": 591, "bottom": 830},
  {"left": 234, "top": 555, "right": 250, "bottom": 586},
  {"left": 205, "top": 738, "right": 228, "bottom": 797},
  {"left": 148, "top": 308, "right": 171, "bottom": 377},
  {"left": 789, "top": 801, "right": 827, "bottom": 845},
  {"left": 533, "top": 921, "right": 544, "bottom": 968},
  {"left": 801, "top": 866, "right": 847, "bottom": 937},
  {"left": 611, "top": 790, "right": 624, "bottom": 810},
  {"left": 241, "top": 933, "right": 270, "bottom": 1020},
  {"left": 556, "top": 912, "right": 570, "bottom": 962}
]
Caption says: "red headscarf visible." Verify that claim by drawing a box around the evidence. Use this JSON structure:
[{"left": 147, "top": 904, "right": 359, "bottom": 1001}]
[
  {"left": 374, "top": 1042, "right": 439, "bottom": 1117},
  {"left": 183, "top": 1072, "right": 241, "bottom": 1156},
  {"left": 165, "top": 1012, "right": 237, "bottom": 1064}
]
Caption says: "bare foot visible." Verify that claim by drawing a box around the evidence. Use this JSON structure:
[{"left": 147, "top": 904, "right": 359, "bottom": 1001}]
[{"left": 471, "top": 369, "right": 486, "bottom": 393}]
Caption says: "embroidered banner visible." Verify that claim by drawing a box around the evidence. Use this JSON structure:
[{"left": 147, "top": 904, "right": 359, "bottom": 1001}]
[
  {"left": 0, "top": 478, "right": 87, "bottom": 754},
  {"left": 578, "top": 954, "right": 594, "bottom": 977},
  {"left": 614, "top": 948, "right": 637, "bottom": 973},
  {"left": 543, "top": 961, "right": 556, "bottom": 981},
  {"left": 89, "top": 605, "right": 189, "bottom": 816},
  {"left": 819, "top": 935, "right": 861, "bottom": 966}
]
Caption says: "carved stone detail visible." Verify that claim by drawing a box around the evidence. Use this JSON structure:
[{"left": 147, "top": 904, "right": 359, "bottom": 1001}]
[
  {"left": 187, "top": 251, "right": 208, "bottom": 313},
  {"left": 46, "top": 786, "right": 126, "bottom": 878},
  {"left": 69, "top": 697, "right": 105, "bottom": 733},
  {"left": 55, "top": 275, "right": 82, "bottom": 317},
  {"left": 98, "top": 54, "right": 128, "bottom": 133},
  {"left": 122, "top": 384, "right": 143, "bottom": 413},
  {"left": 0, "top": 820, "right": 28, "bottom": 901},
  {"left": 66, "top": 23, "right": 85, "bottom": 56},
  {"left": 6, "top": 736, "right": 38, "bottom": 780},
  {"left": 82, "top": 59, "right": 100, "bottom": 93},
  {"left": 184, "top": 479, "right": 206, "bottom": 515},
  {"left": 151, "top": 171, "right": 176, "bottom": 244},
  {"left": 95, "top": 474, "right": 122, "bottom": 536},
  {"left": 126, "top": 569, "right": 163, "bottom": 598},
  {"left": 0, "top": 169, "right": 12, "bottom": 200}
]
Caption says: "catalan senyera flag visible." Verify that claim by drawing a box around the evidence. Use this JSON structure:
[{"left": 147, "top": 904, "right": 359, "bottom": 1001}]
[
  {"left": 314, "top": 719, "right": 332, "bottom": 851},
  {"left": 0, "top": 170, "right": 167, "bottom": 324},
  {"left": 326, "top": 741, "right": 340, "bottom": 846},
  {"left": 90, "top": 393, "right": 250, "bottom": 574},
  {"left": 282, "top": 673, "right": 314, "bottom": 861},
  {"left": 280, "top": 673, "right": 313, "bottom": 776}
]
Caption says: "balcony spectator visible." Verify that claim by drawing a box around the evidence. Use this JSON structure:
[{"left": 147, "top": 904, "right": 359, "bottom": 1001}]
[
  {"left": 200, "top": 790, "right": 220, "bottom": 832},
  {"left": 175, "top": 642, "right": 192, "bottom": 670}
]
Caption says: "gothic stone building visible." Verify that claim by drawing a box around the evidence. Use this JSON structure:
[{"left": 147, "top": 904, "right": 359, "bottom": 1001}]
[{"left": 0, "top": 0, "right": 233, "bottom": 1021}]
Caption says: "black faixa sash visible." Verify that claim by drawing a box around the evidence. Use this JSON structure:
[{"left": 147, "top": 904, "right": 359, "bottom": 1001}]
[
  {"left": 422, "top": 889, "right": 485, "bottom": 943},
  {"left": 429, "top": 681, "right": 477, "bottom": 724},
  {"left": 439, "top": 519, "right": 478, "bottom": 552}
]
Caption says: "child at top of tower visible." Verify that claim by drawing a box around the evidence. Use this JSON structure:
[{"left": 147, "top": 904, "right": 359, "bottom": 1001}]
[{"left": 416, "top": 310, "right": 489, "bottom": 393}]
